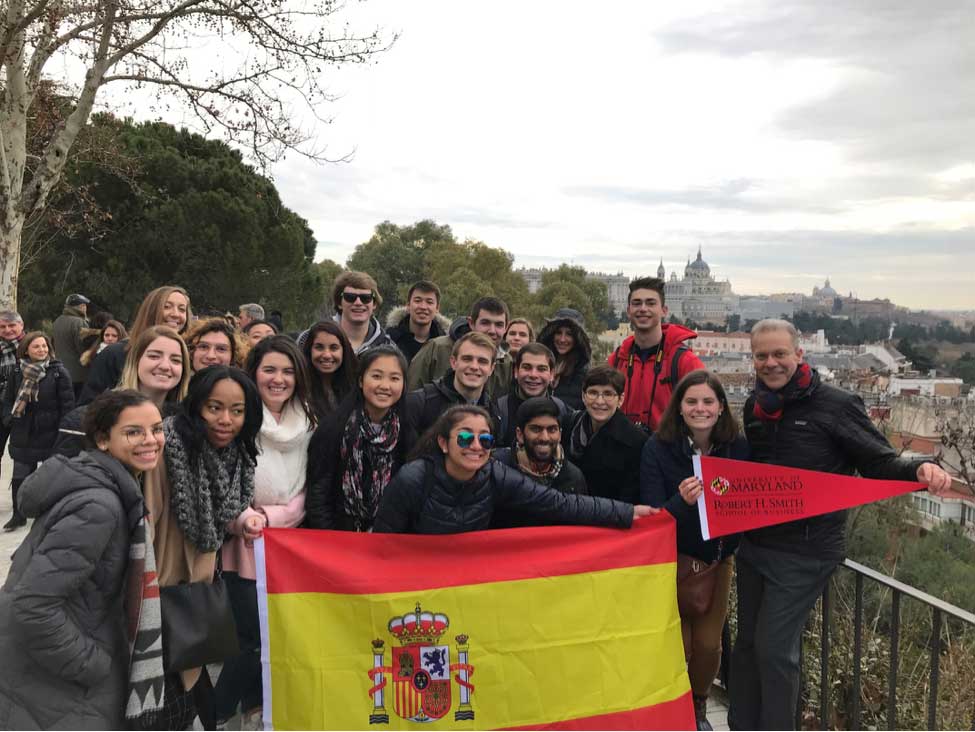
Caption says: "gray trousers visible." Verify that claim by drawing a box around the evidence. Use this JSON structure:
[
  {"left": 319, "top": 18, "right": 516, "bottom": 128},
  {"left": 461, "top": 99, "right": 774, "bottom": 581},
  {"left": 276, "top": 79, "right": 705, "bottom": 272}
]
[{"left": 728, "top": 537, "right": 839, "bottom": 731}]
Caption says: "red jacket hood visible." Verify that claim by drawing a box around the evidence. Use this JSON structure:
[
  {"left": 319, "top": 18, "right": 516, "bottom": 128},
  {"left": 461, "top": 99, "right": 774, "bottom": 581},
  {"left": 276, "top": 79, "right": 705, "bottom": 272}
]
[{"left": 614, "top": 323, "right": 699, "bottom": 359}]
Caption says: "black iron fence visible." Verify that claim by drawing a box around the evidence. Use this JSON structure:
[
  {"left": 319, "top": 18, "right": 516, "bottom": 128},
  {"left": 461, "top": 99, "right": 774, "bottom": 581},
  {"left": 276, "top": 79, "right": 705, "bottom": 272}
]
[{"left": 802, "top": 558, "right": 975, "bottom": 730}]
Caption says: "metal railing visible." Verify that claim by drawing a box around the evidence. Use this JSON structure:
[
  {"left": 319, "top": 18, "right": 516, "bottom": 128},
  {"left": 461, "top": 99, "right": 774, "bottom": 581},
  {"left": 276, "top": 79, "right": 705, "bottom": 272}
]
[{"left": 803, "top": 558, "right": 975, "bottom": 730}]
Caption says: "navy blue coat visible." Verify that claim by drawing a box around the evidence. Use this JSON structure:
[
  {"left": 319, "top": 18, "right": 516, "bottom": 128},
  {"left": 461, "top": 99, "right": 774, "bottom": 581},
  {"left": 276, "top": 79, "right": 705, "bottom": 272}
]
[{"left": 640, "top": 434, "right": 750, "bottom": 562}]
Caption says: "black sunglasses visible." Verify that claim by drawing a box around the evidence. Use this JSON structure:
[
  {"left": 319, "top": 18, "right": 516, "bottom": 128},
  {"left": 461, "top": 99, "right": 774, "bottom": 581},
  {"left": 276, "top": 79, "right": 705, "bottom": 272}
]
[
  {"left": 342, "top": 292, "right": 374, "bottom": 304},
  {"left": 456, "top": 430, "right": 495, "bottom": 450}
]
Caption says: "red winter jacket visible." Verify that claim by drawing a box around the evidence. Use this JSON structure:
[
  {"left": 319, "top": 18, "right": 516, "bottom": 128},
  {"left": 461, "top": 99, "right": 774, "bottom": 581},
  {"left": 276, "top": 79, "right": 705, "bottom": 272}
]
[{"left": 607, "top": 324, "right": 704, "bottom": 431}]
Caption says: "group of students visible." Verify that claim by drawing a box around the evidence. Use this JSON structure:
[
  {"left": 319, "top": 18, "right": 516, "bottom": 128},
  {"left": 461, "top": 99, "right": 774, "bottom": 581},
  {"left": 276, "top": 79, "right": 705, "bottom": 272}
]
[{"left": 0, "top": 270, "right": 954, "bottom": 731}]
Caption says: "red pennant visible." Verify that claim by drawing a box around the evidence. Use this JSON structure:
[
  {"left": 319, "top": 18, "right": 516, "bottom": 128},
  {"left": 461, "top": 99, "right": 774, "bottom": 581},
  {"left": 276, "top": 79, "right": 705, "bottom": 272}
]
[{"left": 693, "top": 456, "right": 922, "bottom": 540}]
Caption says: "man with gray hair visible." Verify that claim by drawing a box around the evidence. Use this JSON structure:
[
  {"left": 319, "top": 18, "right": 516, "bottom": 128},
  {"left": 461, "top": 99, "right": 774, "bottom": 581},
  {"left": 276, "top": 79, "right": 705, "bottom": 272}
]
[
  {"left": 238, "top": 303, "right": 265, "bottom": 330},
  {"left": 729, "top": 318, "right": 953, "bottom": 730},
  {"left": 0, "top": 310, "right": 25, "bottom": 528}
]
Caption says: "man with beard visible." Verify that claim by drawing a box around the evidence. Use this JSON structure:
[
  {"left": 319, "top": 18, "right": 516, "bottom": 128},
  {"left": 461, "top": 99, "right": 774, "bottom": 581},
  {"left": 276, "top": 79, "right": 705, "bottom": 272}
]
[
  {"left": 405, "top": 331, "right": 501, "bottom": 437},
  {"left": 491, "top": 397, "right": 588, "bottom": 528},
  {"left": 496, "top": 343, "right": 571, "bottom": 447}
]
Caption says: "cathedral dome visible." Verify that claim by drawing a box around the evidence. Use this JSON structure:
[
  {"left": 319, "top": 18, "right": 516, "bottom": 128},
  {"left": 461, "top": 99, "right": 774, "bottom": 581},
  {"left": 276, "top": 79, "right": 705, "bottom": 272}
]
[
  {"left": 817, "top": 277, "right": 837, "bottom": 298},
  {"left": 685, "top": 247, "right": 710, "bottom": 278}
]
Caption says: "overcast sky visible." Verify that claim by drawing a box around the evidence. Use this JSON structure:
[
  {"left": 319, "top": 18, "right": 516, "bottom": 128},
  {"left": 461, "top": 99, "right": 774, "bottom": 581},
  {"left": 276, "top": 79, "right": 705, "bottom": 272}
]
[{"left": 128, "top": 1, "right": 975, "bottom": 309}]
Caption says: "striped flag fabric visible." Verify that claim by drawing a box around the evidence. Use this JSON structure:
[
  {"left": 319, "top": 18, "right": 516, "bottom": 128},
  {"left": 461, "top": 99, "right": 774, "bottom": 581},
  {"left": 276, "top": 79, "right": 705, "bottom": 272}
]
[{"left": 255, "top": 515, "right": 694, "bottom": 730}]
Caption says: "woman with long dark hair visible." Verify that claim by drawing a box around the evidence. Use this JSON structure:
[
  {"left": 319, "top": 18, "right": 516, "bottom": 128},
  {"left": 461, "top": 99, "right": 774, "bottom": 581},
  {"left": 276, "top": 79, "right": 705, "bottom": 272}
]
[
  {"left": 1, "top": 332, "right": 74, "bottom": 530},
  {"left": 0, "top": 390, "right": 163, "bottom": 729},
  {"left": 81, "top": 285, "right": 192, "bottom": 404},
  {"left": 305, "top": 346, "right": 415, "bottom": 531},
  {"left": 537, "top": 308, "right": 591, "bottom": 410},
  {"left": 373, "top": 405, "right": 654, "bottom": 534},
  {"left": 216, "top": 336, "right": 315, "bottom": 728},
  {"left": 79, "top": 319, "right": 127, "bottom": 368},
  {"left": 640, "top": 369, "right": 749, "bottom": 730},
  {"left": 301, "top": 320, "right": 357, "bottom": 422}
]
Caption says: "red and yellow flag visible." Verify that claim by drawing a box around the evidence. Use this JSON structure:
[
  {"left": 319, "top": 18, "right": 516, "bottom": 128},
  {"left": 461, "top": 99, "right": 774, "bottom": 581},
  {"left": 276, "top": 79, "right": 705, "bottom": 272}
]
[{"left": 255, "top": 517, "right": 694, "bottom": 730}]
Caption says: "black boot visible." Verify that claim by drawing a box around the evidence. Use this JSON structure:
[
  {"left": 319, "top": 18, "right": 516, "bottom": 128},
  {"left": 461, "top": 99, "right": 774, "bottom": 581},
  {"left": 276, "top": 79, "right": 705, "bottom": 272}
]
[
  {"left": 693, "top": 694, "right": 713, "bottom": 731},
  {"left": 3, "top": 479, "right": 26, "bottom": 531}
]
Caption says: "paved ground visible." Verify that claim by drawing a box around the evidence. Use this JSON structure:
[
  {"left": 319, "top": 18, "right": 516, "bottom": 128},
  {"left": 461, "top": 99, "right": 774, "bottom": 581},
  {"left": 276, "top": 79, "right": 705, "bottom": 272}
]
[{"left": 0, "top": 450, "right": 26, "bottom": 585}]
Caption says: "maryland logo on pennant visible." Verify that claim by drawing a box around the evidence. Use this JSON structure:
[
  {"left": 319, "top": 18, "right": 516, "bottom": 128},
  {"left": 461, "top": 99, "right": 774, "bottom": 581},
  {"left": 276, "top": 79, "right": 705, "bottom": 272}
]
[{"left": 367, "top": 603, "right": 475, "bottom": 724}]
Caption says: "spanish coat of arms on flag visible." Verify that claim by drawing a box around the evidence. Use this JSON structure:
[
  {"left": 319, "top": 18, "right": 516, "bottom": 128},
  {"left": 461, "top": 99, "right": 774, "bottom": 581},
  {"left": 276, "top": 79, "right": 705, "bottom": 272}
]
[{"left": 255, "top": 515, "right": 694, "bottom": 730}]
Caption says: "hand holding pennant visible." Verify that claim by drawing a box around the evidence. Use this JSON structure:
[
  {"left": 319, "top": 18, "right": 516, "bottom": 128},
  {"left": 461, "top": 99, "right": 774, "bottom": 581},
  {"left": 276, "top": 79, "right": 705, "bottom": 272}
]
[{"left": 692, "top": 456, "right": 935, "bottom": 541}]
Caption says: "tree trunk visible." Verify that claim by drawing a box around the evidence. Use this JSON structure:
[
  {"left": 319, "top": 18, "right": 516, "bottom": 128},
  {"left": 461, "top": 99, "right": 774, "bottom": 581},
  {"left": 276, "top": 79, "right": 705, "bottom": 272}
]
[{"left": 0, "top": 215, "right": 23, "bottom": 309}]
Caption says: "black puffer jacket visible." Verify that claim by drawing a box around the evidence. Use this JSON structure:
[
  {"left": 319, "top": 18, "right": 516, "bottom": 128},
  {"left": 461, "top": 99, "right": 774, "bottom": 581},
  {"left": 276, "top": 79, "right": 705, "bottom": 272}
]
[
  {"left": 1, "top": 360, "right": 75, "bottom": 464},
  {"left": 78, "top": 340, "right": 127, "bottom": 405},
  {"left": 405, "top": 371, "right": 501, "bottom": 438},
  {"left": 373, "top": 454, "right": 632, "bottom": 534},
  {"left": 537, "top": 317, "right": 591, "bottom": 411},
  {"left": 743, "top": 379, "right": 923, "bottom": 560},
  {"left": 305, "top": 396, "right": 417, "bottom": 530},
  {"left": 0, "top": 449, "right": 145, "bottom": 730}
]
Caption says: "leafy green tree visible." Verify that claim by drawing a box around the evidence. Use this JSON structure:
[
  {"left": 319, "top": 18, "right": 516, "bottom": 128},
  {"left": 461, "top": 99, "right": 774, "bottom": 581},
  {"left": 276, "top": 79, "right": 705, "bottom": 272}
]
[
  {"left": 950, "top": 353, "right": 975, "bottom": 385},
  {"left": 346, "top": 220, "right": 456, "bottom": 317},
  {"left": 19, "top": 116, "right": 322, "bottom": 327}
]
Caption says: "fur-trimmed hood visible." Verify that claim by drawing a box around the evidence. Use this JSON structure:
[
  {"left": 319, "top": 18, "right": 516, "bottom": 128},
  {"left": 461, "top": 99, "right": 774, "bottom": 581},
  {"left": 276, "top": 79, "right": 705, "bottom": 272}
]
[{"left": 385, "top": 306, "right": 452, "bottom": 335}]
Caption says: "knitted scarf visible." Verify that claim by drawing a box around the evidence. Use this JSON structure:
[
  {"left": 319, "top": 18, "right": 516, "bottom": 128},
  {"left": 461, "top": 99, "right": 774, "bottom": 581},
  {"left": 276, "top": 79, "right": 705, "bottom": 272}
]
[
  {"left": 0, "top": 336, "right": 19, "bottom": 389},
  {"left": 164, "top": 418, "right": 255, "bottom": 552},
  {"left": 340, "top": 407, "right": 400, "bottom": 532},
  {"left": 12, "top": 358, "right": 49, "bottom": 418},
  {"left": 124, "top": 516, "right": 165, "bottom": 722},
  {"left": 515, "top": 442, "right": 565, "bottom": 486},
  {"left": 752, "top": 362, "right": 818, "bottom": 422}
]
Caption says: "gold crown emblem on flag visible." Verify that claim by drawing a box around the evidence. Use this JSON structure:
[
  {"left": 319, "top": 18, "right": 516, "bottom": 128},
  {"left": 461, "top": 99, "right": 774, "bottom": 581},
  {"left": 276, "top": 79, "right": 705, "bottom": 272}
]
[{"left": 387, "top": 603, "right": 450, "bottom": 645}]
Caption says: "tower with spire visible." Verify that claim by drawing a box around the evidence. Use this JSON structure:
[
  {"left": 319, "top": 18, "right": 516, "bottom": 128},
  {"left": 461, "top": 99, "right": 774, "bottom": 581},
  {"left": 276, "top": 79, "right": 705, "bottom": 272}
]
[{"left": 657, "top": 258, "right": 665, "bottom": 279}]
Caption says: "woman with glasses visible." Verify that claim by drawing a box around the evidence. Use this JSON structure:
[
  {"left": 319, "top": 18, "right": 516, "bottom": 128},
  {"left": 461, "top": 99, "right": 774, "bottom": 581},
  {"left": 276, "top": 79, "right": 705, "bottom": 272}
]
[
  {"left": 0, "top": 390, "right": 163, "bottom": 729},
  {"left": 563, "top": 365, "right": 649, "bottom": 504},
  {"left": 373, "top": 404, "right": 655, "bottom": 534},
  {"left": 185, "top": 318, "right": 248, "bottom": 371},
  {"left": 305, "top": 346, "right": 415, "bottom": 531}
]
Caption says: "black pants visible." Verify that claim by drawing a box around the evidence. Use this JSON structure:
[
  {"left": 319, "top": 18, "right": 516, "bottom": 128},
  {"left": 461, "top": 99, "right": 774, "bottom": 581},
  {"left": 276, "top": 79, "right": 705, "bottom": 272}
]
[
  {"left": 8, "top": 460, "right": 38, "bottom": 522},
  {"left": 213, "top": 572, "right": 262, "bottom": 720},
  {"left": 728, "top": 537, "right": 839, "bottom": 731}
]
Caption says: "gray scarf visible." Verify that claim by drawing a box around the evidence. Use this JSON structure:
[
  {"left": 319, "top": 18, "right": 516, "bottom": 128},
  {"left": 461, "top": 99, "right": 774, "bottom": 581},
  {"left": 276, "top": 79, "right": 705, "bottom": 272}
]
[{"left": 163, "top": 418, "right": 255, "bottom": 552}]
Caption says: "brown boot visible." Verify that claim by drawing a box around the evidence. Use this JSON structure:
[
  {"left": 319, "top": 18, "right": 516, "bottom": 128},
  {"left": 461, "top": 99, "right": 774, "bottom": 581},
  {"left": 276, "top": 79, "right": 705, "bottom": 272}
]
[{"left": 693, "top": 694, "right": 713, "bottom": 731}]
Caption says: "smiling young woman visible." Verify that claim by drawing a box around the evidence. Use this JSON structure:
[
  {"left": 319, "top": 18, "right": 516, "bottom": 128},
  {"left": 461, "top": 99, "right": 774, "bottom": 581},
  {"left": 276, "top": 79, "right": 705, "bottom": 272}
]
[
  {"left": 372, "top": 405, "right": 656, "bottom": 535},
  {"left": 1, "top": 331, "right": 75, "bottom": 529},
  {"left": 639, "top": 369, "right": 750, "bottom": 730},
  {"left": 305, "top": 345, "right": 415, "bottom": 532},
  {"left": 300, "top": 320, "right": 357, "bottom": 422},
  {"left": 0, "top": 390, "right": 162, "bottom": 729}
]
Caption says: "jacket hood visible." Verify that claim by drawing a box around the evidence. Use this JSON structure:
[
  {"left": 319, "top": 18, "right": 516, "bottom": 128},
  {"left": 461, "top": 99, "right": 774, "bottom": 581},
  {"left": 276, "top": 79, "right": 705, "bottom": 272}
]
[
  {"left": 331, "top": 313, "right": 388, "bottom": 352},
  {"left": 448, "top": 316, "right": 471, "bottom": 341},
  {"left": 18, "top": 449, "right": 144, "bottom": 528},
  {"left": 385, "top": 306, "right": 451, "bottom": 334},
  {"left": 537, "top": 316, "right": 592, "bottom": 365},
  {"left": 61, "top": 305, "right": 88, "bottom": 319}
]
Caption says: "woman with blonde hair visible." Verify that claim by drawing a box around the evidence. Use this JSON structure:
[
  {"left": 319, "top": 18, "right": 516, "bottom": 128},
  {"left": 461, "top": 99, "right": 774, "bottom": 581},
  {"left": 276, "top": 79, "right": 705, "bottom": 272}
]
[
  {"left": 80, "top": 285, "right": 192, "bottom": 404},
  {"left": 57, "top": 326, "right": 190, "bottom": 458}
]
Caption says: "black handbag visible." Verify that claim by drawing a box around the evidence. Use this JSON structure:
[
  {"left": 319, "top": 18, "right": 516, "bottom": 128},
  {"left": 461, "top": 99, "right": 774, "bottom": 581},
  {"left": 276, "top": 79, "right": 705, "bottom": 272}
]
[{"left": 160, "top": 561, "right": 240, "bottom": 672}]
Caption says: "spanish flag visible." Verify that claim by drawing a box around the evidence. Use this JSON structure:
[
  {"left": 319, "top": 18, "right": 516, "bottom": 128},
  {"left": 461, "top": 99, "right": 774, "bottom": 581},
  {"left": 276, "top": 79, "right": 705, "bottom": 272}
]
[{"left": 255, "top": 516, "right": 694, "bottom": 730}]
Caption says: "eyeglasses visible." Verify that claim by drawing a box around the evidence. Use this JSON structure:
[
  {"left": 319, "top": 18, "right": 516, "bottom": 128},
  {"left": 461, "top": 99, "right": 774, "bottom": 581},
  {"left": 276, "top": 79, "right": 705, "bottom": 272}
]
[
  {"left": 456, "top": 430, "right": 494, "bottom": 450},
  {"left": 584, "top": 389, "right": 620, "bottom": 402},
  {"left": 342, "top": 292, "right": 374, "bottom": 304},
  {"left": 193, "top": 343, "right": 231, "bottom": 355},
  {"left": 121, "top": 425, "right": 164, "bottom": 445}
]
